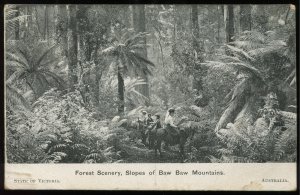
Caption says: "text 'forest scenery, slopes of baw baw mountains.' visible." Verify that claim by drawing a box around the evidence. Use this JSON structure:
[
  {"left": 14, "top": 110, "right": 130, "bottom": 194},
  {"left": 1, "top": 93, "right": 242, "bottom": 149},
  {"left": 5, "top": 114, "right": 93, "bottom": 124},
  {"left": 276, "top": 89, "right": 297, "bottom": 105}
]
[{"left": 5, "top": 4, "right": 296, "bottom": 164}]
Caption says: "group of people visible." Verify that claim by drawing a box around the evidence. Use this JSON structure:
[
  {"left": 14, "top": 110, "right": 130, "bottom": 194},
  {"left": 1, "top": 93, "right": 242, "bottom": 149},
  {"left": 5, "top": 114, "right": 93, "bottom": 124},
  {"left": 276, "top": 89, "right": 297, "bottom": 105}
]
[{"left": 137, "top": 108, "right": 179, "bottom": 141}]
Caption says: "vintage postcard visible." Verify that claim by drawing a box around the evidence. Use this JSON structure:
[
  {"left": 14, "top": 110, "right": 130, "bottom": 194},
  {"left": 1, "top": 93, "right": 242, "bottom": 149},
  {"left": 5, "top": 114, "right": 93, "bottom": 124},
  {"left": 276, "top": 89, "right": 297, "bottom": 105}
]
[{"left": 4, "top": 4, "right": 297, "bottom": 191}]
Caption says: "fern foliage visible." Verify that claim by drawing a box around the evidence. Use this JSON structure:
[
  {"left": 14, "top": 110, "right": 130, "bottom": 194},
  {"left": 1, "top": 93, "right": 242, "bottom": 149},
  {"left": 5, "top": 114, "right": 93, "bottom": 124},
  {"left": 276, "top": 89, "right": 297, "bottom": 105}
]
[
  {"left": 6, "top": 41, "right": 65, "bottom": 99},
  {"left": 211, "top": 93, "right": 296, "bottom": 163}
]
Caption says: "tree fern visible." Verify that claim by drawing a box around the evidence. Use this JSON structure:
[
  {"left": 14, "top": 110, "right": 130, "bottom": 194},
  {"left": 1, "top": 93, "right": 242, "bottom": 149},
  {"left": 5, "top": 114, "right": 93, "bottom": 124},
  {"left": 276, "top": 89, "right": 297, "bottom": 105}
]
[
  {"left": 6, "top": 42, "right": 65, "bottom": 99},
  {"left": 100, "top": 29, "right": 155, "bottom": 113},
  {"left": 212, "top": 93, "right": 296, "bottom": 163}
]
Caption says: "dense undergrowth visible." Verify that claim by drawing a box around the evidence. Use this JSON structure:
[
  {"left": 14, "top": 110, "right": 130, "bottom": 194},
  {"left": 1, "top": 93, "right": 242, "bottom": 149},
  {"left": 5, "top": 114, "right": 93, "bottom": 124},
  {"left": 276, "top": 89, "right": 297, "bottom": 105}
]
[{"left": 6, "top": 87, "right": 296, "bottom": 163}]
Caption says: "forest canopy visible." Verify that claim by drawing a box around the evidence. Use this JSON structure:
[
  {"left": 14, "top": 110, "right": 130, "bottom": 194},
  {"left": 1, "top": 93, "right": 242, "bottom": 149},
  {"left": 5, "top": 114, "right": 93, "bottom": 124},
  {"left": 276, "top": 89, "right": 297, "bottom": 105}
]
[{"left": 5, "top": 4, "right": 297, "bottom": 163}]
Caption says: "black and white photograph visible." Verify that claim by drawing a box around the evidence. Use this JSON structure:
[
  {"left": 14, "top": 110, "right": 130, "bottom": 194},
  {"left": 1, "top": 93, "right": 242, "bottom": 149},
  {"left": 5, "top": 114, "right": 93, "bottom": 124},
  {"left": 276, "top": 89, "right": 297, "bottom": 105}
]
[
  {"left": 3, "top": 4, "right": 298, "bottom": 191},
  {"left": 4, "top": 3, "right": 298, "bottom": 191},
  {"left": 5, "top": 4, "right": 297, "bottom": 165}
]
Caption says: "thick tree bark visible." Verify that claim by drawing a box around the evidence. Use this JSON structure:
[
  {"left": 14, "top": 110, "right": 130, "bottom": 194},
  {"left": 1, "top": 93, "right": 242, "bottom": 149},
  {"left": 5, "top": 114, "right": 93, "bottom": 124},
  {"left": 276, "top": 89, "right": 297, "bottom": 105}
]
[
  {"left": 132, "top": 4, "right": 150, "bottom": 106},
  {"left": 226, "top": 5, "right": 235, "bottom": 43},
  {"left": 67, "top": 5, "right": 78, "bottom": 91},
  {"left": 240, "top": 5, "right": 252, "bottom": 32}
]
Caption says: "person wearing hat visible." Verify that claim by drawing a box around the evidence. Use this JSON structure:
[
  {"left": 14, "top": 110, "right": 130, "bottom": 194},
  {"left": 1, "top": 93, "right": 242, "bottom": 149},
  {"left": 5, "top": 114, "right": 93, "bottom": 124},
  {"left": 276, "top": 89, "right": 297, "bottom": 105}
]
[
  {"left": 148, "top": 114, "right": 162, "bottom": 131},
  {"left": 146, "top": 113, "right": 154, "bottom": 126},
  {"left": 146, "top": 114, "right": 162, "bottom": 149},
  {"left": 164, "top": 108, "right": 179, "bottom": 137},
  {"left": 137, "top": 110, "right": 148, "bottom": 145}
]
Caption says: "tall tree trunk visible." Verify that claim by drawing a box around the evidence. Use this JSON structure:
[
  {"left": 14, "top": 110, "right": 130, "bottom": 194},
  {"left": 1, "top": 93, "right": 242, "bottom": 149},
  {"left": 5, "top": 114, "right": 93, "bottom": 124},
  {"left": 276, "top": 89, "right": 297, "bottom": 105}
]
[
  {"left": 132, "top": 4, "right": 150, "bottom": 106},
  {"left": 217, "top": 5, "right": 221, "bottom": 43},
  {"left": 58, "top": 5, "right": 68, "bottom": 58},
  {"left": 174, "top": 5, "right": 184, "bottom": 38},
  {"left": 191, "top": 5, "right": 201, "bottom": 57},
  {"left": 122, "top": 5, "right": 131, "bottom": 28},
  {"left": 191, "top": 5, "right": 204, "bottom": 92},
  {"left": 53, "top": 5, "right": 58, "bottom": 39},
  {"left": 14, "top": 6, "right": 20, "bottom": 40},
  {"left": 255, "top": 5, "right": 268, "bottom": 33},
  {"left": 118, "top": 66, "right": 125, "bottom": 114},
  {"left": 240, "top": 5, "right": 252, "bottom": 32},
  {"left": 23, "top": 6, "right": 29, "bottom": 40},
  {"left": 226, "top": 5, "right": 235, "bottom": 43},
  {"left": 68, "top": 5, "right": 78, "bottom": 91},
  {"left": 44, "top": 5, "right": 49, "bottom": 41}
]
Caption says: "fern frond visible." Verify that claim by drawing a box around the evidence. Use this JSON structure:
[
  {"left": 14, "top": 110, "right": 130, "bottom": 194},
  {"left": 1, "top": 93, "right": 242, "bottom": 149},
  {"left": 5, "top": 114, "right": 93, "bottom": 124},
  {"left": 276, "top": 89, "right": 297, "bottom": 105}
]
[
  {"left": 225, "top": 44, "right": 255, "bottom": 62},
  {"left": 71, "top": 144, "right": 90, "bottom": 151},
  {"left": 6, "top": 84, "right": 31, "bottom": 111},
  {"left": 48, "top": 144, "right": 68, "bottom": 154},
  {"left": 35, "top": 44, "right": 58, "bottom": 67}
]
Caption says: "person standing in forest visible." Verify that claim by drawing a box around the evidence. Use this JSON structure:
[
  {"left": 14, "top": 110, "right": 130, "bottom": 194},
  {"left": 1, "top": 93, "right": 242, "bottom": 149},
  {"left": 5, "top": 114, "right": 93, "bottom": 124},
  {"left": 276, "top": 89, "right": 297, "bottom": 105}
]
[{"left": 137, "top": 110, "right": 148, "bottom": 145}]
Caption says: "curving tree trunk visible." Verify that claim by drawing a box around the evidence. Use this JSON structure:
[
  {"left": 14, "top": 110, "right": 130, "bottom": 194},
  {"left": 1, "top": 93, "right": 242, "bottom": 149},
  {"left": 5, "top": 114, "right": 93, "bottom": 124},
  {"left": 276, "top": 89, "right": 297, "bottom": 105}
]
[
  {"left": 215, "top": 77, "right": 251, "bottom": 132},
  {"left": 215, "top": 75, "right": 265, "bottom": 133}
]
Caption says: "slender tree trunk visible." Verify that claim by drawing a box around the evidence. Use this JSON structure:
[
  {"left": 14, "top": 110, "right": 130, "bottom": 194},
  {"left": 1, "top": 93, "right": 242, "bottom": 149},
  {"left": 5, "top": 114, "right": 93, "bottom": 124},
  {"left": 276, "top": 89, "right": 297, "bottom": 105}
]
[
  {"left": 68, "top": 5, "right": 78, "bottom": 91},
  {"left": 174, "top": 5, "right": 184, "bottom": 38},
  {"left": 44, "top": 5, "right": 49, "bottom": 41},
  {"left": 191, "top": 5, "right": 201, "bottom": 57},
  {"left": 14, "top": 6, "right": 20, "bottom": 40},
  {"left": 217, "top": 5, "right": 221, "bottom": 43},
  {"left": 58, "top": 5, "right": 68, "bottom": 58},
  {"left": 226, "top": 5, "right": 235, "bottom": 43},
  {"left": 118, "top": 67, "right": 125, "bottom": 114},
  {"left": 240, "top": 5, "right": 252, "bottom": 32},
  {"left": 91, "top": 37, "right": 102, "bottom": 108},
  {"left": 191, "top": 5, "right": 205, "bottom": 92},
  {"left": 132, "top": 4, "right": 150, "bottom": 106},
  {"left": 34, "top": 6, "right": 43, "bottom": 39},
  {"left": 122, "top": 5, "right": 131, "bottom": 27},
  {"left": 23, "top": 6, "right": 29, "bottom": 40}
]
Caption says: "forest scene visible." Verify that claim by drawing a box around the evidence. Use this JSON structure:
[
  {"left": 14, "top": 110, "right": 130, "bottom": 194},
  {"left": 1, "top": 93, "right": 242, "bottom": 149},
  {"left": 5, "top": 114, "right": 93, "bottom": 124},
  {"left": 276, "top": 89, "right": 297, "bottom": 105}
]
[{"left": 5, "top": 4, "right": 297, "bottom": 163}]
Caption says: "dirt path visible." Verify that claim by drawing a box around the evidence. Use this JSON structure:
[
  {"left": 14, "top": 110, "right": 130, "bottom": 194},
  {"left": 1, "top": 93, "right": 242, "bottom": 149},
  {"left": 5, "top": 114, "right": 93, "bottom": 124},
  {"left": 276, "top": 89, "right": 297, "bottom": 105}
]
[{"left": 122, "top": 143, "right": 184, "bottom": 163}]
